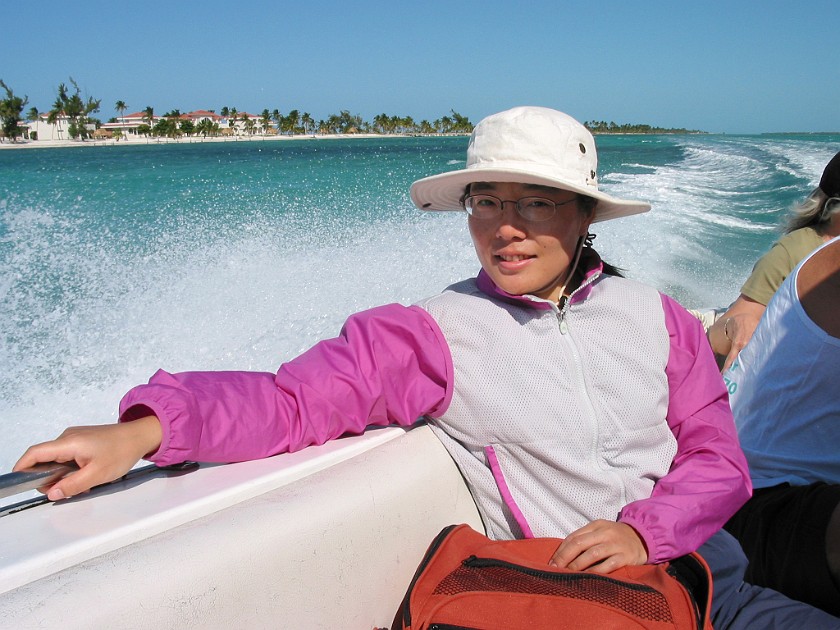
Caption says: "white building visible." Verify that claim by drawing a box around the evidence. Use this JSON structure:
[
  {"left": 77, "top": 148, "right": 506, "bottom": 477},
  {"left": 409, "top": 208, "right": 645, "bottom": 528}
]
[
  {"left": 27, "top": 113, "right": 103, "bottom": 141},
  {"left": 99, "top": 111, "right": 163, "bottom": 136}
]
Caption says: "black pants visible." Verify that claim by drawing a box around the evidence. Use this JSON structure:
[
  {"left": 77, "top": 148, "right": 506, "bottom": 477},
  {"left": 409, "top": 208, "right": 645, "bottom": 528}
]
[{"left": 724, "top": 482, "right": 840, "bottom": 616}]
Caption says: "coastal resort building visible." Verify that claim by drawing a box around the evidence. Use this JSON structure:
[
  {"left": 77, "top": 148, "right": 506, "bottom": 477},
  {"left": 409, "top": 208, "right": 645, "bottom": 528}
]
[
  {"left": 98, "top": 111, "right": 161, "bottom": 137},
  {"left": 21, "top": 108, "right": 279, "bottom": 143},
  {"left": 92, "top": 109, "right": 271, "bottom": 139},
  {"left": 25, "top": 113, "right": 96, "bottom": 142}
]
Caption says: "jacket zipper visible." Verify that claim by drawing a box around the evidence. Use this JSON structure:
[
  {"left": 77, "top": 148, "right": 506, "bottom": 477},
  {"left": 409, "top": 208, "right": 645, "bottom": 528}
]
[{"left": 557, "top": 270, "right": 599, "bottom": 334}]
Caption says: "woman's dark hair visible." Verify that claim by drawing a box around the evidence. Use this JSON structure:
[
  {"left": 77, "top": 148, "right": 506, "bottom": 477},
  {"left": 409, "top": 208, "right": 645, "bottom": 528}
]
[{"left": 578, "top": 195, "right": 624, "bottom": 278}]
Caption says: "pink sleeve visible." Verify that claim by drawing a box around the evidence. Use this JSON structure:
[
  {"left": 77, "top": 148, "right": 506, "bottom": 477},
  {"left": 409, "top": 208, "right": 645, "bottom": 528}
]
[
  {"left": 619, "top": 294, "right": 752, "bottom": 563},
  {"left": 119, "top": 304, "right": 453, "bottom": 466}
]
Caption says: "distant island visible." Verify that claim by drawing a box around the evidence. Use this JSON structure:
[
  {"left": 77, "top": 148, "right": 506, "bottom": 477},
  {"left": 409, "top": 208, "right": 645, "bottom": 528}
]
[{"left": 584, "top": 121, "right": 706, "bottom": 135}]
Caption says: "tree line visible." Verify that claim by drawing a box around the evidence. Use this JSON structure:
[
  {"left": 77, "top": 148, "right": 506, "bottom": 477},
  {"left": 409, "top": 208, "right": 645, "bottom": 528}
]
[
  {"left": 130, "top": 107, "right": 475, "bottom": 139},
  {"left": 1, "top": 77, "right": 704, "bottom": 143},
  {"left": 0, "top": 78, "right": 475, "bottom": 142},
  {"left": 583, "top": 120, "right": 704, "bottom": 134},
  {"left": 0, "top": 77, "right": 101, "bottom": 141}
]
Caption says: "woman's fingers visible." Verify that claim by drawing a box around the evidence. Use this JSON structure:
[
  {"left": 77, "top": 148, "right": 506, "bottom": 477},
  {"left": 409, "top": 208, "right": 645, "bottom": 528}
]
[
  {"left": 12, "top": 417, "right": 162, "bottom": 500},
  {"left": 549, "top": 520, "right": 647, "bottom": 573}
]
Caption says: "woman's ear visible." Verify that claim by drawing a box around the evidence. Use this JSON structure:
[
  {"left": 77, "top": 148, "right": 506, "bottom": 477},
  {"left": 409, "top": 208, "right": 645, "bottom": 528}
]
[
  {"left": 576, "top": 196, "right": 597, "bottom": 236},
  {"left": 579, "top": 214, "right": 595, "bottom": 237}
]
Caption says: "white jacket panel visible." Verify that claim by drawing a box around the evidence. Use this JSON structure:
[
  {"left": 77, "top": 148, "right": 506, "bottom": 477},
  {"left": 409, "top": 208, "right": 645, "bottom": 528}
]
[{"left": 417, "top": 274, "right": 676, "bottom": 540}]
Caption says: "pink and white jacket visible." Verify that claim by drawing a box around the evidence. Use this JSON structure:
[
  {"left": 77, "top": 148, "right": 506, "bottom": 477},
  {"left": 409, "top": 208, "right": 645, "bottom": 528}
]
[{"left": 120, "top": 249, "right": 751, "bottom": 563}]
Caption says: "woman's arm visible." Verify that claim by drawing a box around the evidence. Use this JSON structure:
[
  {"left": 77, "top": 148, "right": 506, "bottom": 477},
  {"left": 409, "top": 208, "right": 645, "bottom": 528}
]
[
  {"left": 13, "top": 304, "right": 453, "bottom": 499},
  {"left": 618, "top": 294, "right": 752, "bottom": 563},
  {"left": 709, "top": 233, "right": 817, "bottom": 371}
]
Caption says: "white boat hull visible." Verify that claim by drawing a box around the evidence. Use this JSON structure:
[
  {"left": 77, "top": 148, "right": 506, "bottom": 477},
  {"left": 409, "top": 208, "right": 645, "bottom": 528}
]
[{"left": 0, "top": 425, "right": 483, "bottom": 629}]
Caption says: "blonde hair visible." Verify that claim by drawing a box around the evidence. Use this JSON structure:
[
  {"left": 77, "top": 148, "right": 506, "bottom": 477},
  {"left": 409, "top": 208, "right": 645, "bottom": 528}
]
[{"left": 785, "top": 188, "right": 840, "bottom": 234}]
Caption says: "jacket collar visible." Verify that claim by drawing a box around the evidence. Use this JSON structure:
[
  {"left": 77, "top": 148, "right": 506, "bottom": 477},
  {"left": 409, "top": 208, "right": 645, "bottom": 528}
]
[{"left": 475, "top": 247, "right": 604, "bottom": 310}]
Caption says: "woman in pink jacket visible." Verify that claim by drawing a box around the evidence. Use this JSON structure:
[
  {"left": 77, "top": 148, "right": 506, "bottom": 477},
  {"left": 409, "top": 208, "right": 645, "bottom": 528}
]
[{"left": 15, "top": 107, "right": 838, "bottom": 627}]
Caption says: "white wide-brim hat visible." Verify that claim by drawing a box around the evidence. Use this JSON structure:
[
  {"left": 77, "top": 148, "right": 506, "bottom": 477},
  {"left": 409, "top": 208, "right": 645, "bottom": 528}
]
[{"left": 410, "top": 106, "right": 650, "bottom": 223}]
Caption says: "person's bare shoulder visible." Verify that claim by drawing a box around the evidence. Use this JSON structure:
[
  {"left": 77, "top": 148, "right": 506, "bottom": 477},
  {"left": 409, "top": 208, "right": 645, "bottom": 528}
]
[{"left": 797, "top": 240, "right": 840, "bottom": 338}]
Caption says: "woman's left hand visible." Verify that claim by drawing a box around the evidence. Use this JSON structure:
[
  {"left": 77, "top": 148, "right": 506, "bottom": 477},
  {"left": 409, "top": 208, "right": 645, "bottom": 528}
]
[{"left": 548, "top": 520, "right": 648, "bottom": 573}]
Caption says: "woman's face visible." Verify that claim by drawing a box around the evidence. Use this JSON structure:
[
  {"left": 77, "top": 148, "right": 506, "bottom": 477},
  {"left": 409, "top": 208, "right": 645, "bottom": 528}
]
[{"left": 467, "top": 182, "right": 594, "bottom": 303}]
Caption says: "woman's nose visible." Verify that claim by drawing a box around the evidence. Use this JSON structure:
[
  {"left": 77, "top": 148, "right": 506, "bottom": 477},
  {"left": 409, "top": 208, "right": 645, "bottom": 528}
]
[{"left": 495, "top": 205, "right": 528, "bottom": 239}]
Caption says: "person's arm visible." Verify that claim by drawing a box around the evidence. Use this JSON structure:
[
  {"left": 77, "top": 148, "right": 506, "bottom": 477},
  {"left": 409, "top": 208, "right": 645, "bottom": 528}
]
[
  {"left": 618, "top": 294, "right": 752, "bottom": 563},
  {"left": 708, "top": 236, "right": 808, "bottom": 371},
  {"left": 14, "top": 303, "right": 453, "bottom": 499},
  {"left": 707, "top": 295, "right": 766, "bottom": 372}
]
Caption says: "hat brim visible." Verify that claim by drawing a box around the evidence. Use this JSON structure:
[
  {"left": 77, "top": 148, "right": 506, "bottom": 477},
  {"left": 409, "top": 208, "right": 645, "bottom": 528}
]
[{"left": 410, "top": 165, "right": 650, "bottom": 223}]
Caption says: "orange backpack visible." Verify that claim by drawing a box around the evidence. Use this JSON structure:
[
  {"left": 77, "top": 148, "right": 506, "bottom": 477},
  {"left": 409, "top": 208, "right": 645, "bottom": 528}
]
[{"left": 393, "top": 524, "right": 713, "bottom": 630}]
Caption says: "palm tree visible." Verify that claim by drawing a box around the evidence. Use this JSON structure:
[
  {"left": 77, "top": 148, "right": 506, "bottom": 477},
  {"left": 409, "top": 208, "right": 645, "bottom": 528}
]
[
  {"left": 243, "top": 114, "right": 256, "bottom": 136},
  {"left": 436, "top": 115, "right": 452, "bottom": 134},
  {"left": 57, "top": 78, "right": 100, "bottom": 140},
  {"left": 336, "top": 110, "right": 362, "bottom": 133},
  {"left": 48, "top": 83, "right": 68, "bottom": 140},
  {"left": 282, "top": 110, "right": 300, "bottom": 135},
  {"left": 0, "top": 79, "right": 29, "bottom": 142},
  {"left": 372, "top": 113, "right": 389, "bottom": 134},
  {"left": 196, "top": 118, "right": 218, "bottom": 138},
  {"left": 449, "top": 110, "right": 473, "bottom": 133},
  {"left": 301, "top": 112, "right": 314, "bottom": 135},
  {"left": 143, "top": 106, "right": 154, "bottom": 129},
  {"left": 229, "top": 108, "right": 238, "bottom": 135},
  {"left": 115, "top": 100, "right": 127, "bottom": 138},
  {"left": 164, "top": 110, "right": 182, "bottom": 138}
]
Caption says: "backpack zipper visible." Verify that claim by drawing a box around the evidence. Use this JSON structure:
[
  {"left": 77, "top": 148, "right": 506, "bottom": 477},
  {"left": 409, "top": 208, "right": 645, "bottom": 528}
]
[
  {"left": 460, "top": 555, "right": 702, "bottom": 628},
  {"left": 401, "top": 524, "right": 459, "bottom": 628},
  {"left": 462, "top": 555, "right": 660, "bottom": 595}
]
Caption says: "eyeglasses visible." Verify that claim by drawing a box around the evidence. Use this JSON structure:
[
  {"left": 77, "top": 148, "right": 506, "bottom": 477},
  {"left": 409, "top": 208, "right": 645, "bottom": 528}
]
[{"left": 462, "top": 194, "right": 577, "bottom": 222}]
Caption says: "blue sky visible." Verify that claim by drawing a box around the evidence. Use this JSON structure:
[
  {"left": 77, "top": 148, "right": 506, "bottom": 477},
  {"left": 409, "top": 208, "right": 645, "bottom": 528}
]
[{"left": 3, "top": 0, "right": 838, "bottom": 133}]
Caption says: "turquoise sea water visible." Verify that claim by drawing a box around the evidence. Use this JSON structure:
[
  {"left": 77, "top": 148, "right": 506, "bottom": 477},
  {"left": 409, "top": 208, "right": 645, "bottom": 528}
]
[{"left": 1, "top": 134, "right": 838, "bottom": 475}]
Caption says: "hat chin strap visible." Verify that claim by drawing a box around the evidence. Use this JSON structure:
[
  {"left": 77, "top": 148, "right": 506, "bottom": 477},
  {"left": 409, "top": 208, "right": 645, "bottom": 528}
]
[{"left": 557, "top": 234, "right": 587, "bottom": 305}]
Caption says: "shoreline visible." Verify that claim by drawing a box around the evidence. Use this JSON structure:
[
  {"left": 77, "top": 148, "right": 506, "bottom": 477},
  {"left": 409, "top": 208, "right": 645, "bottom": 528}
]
[
  {"left": 0, "top": 132, "right": 466, "bottom": 150},
  {"left": 4, "top": 129, "right": 832, "bottom": 151}
]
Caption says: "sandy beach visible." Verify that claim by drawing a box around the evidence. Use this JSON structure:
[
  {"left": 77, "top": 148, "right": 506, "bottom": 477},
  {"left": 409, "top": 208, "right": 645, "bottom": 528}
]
[{"left": 0, "top": 132, "right": 418, "bottom": 150}]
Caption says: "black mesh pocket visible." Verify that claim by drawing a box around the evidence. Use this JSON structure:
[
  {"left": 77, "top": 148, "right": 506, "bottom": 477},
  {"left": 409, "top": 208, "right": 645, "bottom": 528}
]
[{"left": 433, "top": 557, "right": 674, "bottom": 623}]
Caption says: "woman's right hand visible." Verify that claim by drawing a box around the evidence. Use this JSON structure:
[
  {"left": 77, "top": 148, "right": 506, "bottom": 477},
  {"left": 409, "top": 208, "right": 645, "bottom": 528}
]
[
  {"left": 708, "top": 295, "right": 766, "bottom": 372},
  {"left": 12, "top": 415, "right": 163, "bottom": 501},
  {"left": 717, "top": 312, "right": 762, "bottom": 372}
]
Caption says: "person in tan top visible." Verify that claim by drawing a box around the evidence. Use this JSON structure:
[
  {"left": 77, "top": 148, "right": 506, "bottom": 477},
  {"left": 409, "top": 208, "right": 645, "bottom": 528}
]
[{"left": 709, "top": 151, "right": 840, "bottom": 371}]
